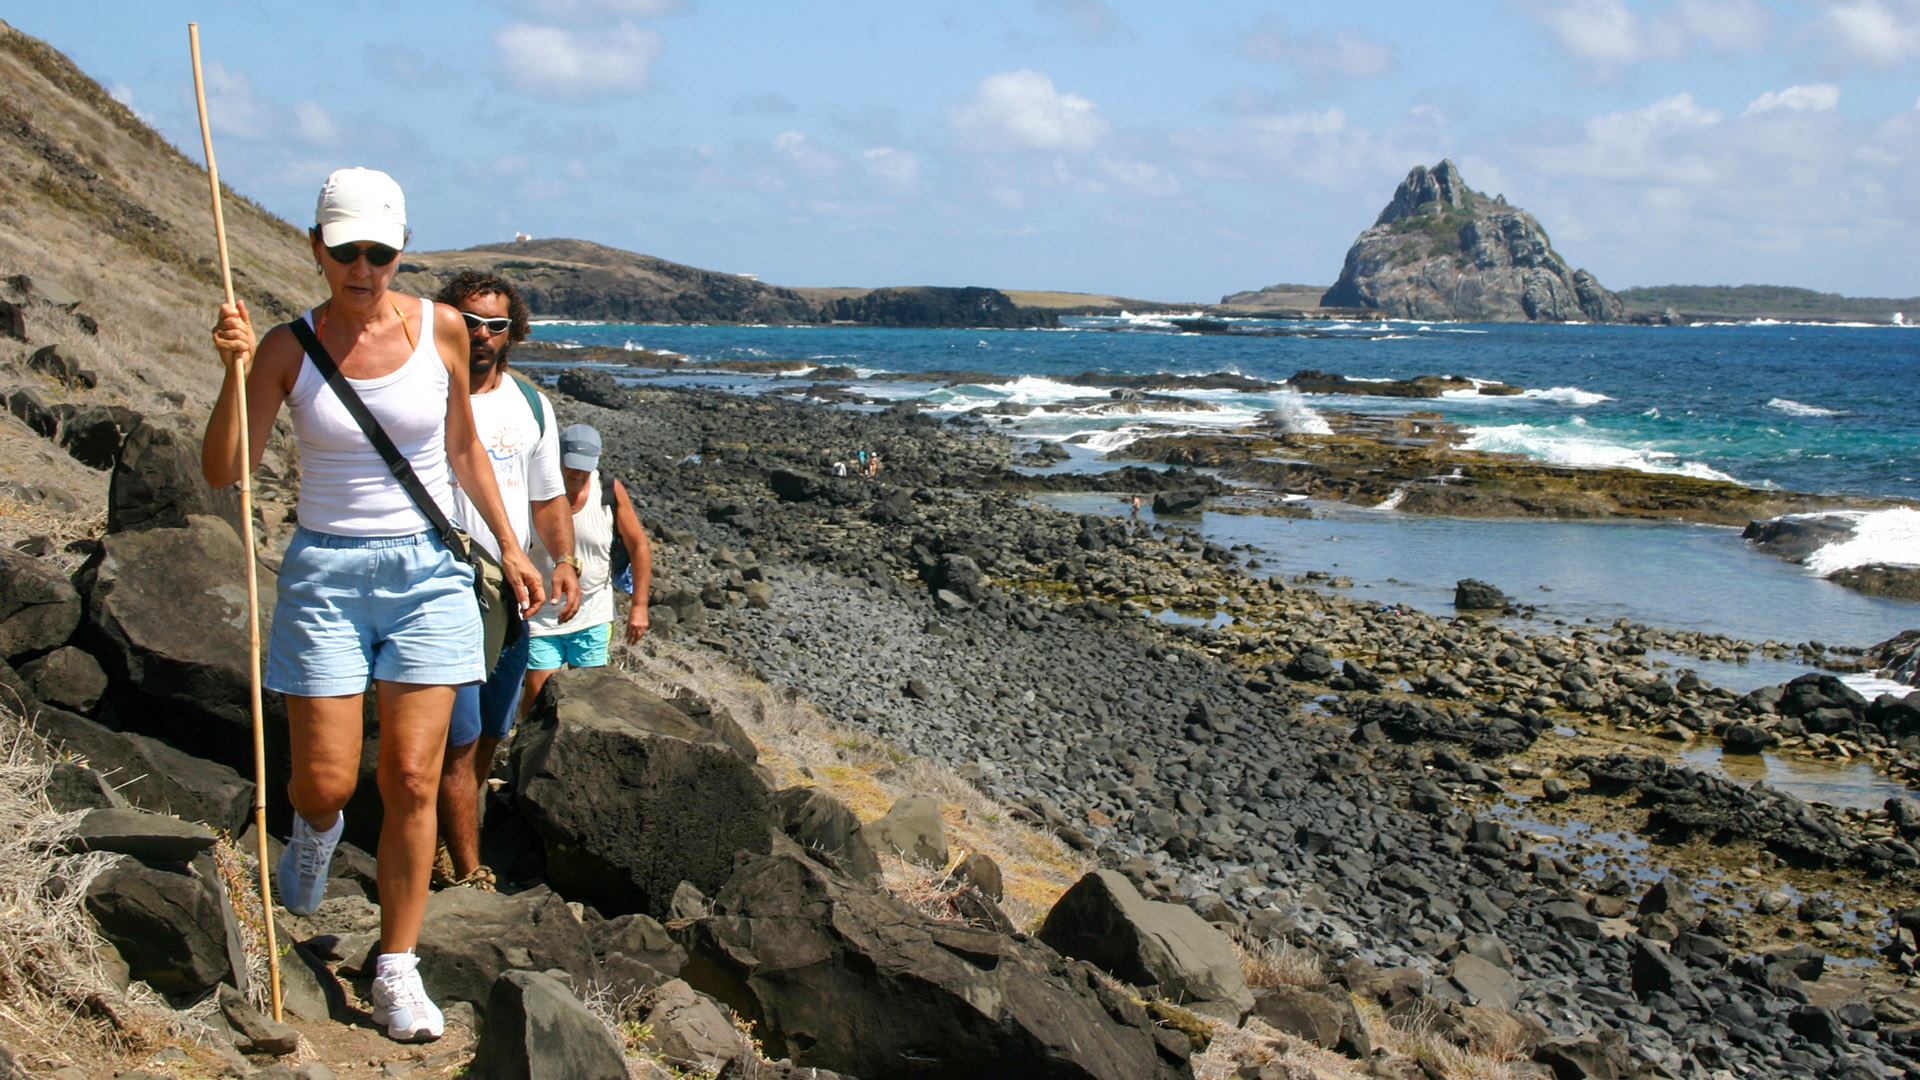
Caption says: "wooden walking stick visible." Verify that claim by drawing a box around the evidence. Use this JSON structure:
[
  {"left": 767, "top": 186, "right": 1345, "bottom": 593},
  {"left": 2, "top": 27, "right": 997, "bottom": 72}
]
[{"left": 189, "top": 22, "right": 283, "bottom": 1022}]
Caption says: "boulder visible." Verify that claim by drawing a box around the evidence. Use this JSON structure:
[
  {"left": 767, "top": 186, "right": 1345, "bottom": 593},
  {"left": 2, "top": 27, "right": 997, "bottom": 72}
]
[
  {"left": 869, "top": 793, "right": 949, "bottom": 867},
  {"left": 31, "top": 705, "right": 253, "bottom": 835},
  {"left": 955, "top": 850, "right": 1004, "bottom": 902},
  {"left": 771, "top": 785, "right": 882, "bottom": 881},
  {"left": 1152, "top": 489, "right": 1206, "bottom": 516},
  {"left": 57, "top": 405, "right": 126, "bottom": 470},
  {"left": 75, "top": 515, "right": 285, "bottom": 774},
  {"left": 1722, "top": 723, "right": 1774, "bottom": 755},
  {"left": 109, "top": 413, "right": 243, "bottom": 535},
  {"left": 1037, "top": 869, "right": 1253, "bottom": 1020},
  {"left": 468, "top": 971, "right": 627, "bottom": 1080},
  {"left": 68, "top": 808, "right": 218, "bottom": 863},
  {"left": 218, "top": 983, "right": 299, "bottom": 1056},
  {"left": 8, "top": 388, "right": 56, "bottom": 437},
  {"left": 18, "top": 646, "right": 107, "bottom": 713},
  {"left": 1453, "top": 578, "right": 1509, "bottom": 611},
  {"left": 1448, "top": 953, "right": 1518, "bottom": 1010},
  {"left": 0, "top": 548, "right": 82, "bottom": 662},
  {"left": 1246, "top": 986, "right": 1369, "bottom": 1057},
  {"left": 592, "top": 912, "right": 687, "bottom": 977},
  {"left": 679, "top": 851, "right": 1188, "bottom": 1080},
  {"left": 415, "top": 887, "right": 597, "bottom": 1012},
  {"left": 639, "top": 979, "right": 755, "bottom": 1076},
  {"left": 554, "top": 369, "right": 629, "bottom": 411},
  {"left": 28, "top": 344, "right": 94, "bottom": 388},
  {"left": 85, "top": 862, "right": 240, "bottom": 997},
  {"left": 510, "top": 666, "right": 772, "bottom": 917}
]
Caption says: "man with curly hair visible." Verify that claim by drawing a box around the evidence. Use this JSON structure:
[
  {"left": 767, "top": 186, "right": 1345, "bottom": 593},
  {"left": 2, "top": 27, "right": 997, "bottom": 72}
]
[{"left": 433, "top": 271, "right": 579, "bottom": 890}]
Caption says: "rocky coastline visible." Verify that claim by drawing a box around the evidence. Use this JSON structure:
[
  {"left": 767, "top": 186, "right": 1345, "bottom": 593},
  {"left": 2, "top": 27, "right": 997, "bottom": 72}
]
[{"left": 2, "top": 369, "right": 1919, "bottom": 1078}]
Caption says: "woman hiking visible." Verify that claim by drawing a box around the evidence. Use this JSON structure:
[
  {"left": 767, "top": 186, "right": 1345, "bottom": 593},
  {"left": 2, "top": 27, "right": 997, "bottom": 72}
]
[{"left": 202, "top": 167, "right": 541, "bottom": 1042}]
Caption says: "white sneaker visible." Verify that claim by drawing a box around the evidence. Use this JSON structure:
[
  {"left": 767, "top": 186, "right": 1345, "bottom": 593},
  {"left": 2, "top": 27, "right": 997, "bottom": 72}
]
[
  {"left": 275, "top": 811, "right": 342, "bottom": 917},
  {"left": 371, "top": 951, "right": 444, "bottom": 1042}
]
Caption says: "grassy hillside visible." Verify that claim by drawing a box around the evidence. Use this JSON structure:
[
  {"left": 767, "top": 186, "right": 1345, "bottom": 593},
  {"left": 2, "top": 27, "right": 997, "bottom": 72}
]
[{"left": 1617, "top": 284, "right": 1918, "bottom": 322}]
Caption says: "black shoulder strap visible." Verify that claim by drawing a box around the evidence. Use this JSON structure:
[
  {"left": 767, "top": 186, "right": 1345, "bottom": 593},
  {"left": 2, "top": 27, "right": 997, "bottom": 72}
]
[{"left": 286, "top": 317, "right": 468, "bottom": 558}]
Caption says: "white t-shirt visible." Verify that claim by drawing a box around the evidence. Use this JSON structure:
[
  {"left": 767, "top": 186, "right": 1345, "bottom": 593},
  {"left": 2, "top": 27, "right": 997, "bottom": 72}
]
[{"left": 450, "top": 374, "right": 563, "bottom": 560}]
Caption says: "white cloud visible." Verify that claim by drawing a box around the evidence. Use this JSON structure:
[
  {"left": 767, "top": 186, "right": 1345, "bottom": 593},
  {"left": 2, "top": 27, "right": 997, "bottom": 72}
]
[
  {"left": 1519, "top": 0, "right": 1771, "bottom": 68},
  {"left": 494, "top": 22, "right": 663, "bottom": 100},
  {"left": 861, "top": 147, "right": 919, "bottom": 188},
  {"left": 948, "top": 70, "right": 1108, "bottom": 153},
  {"left": 1816, "top": 0, "right": 1920, "bottom": 67},
  {"left": 1239, "top": 17, "right": 1397, "bottom": 82},
  {"left": 770, "top": 131, "right": 842, "bottom": 180},
  {"left": 1675, "top": 0, "right": 1771, "bottom": 50},
  {"left": 202, "top": 61, "right": 273, "bottom": 140},
  {"left": 1744, "top": 84, "right": 1841, "bottom": 116},
  {"left": 294, "top": 102, "right": 339, "bottom": 145}
]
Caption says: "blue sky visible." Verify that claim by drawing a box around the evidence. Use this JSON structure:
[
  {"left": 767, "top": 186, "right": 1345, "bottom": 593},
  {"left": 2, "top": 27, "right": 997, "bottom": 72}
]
[{"left": 15, "top": 1, "right": 1920, "bottom": 301}]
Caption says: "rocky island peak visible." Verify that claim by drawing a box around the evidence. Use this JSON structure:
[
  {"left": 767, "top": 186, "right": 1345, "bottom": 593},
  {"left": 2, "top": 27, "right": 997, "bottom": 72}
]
[{"left": 1320, "top": 158, "right": 1624, "bottom": 323}]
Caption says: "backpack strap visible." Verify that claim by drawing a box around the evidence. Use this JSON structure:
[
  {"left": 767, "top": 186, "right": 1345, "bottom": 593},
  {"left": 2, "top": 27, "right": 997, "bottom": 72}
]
[
  {"left": 510, "top": 372, "right": 546, "bottom": 437},
  {"left": 286, "top": 318, "right": 469, "bottom": 560},
  {"left": 601, "top": 472, "right": 618, "bottom": 507}
]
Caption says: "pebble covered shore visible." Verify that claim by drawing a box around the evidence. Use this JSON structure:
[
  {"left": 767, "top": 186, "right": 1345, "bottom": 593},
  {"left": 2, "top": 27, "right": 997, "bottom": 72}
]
[{"left": 551, "top": 372, "right": 1920, "bottom": 1079}]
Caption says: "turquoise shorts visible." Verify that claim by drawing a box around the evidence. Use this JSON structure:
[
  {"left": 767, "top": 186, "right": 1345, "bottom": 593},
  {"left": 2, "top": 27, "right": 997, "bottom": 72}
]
[
  {"left": 265, "top": 528, "right": 483, "bottom": 697},
  {"left": 526, "top": 622, "right": 610, "bottom": 671}
]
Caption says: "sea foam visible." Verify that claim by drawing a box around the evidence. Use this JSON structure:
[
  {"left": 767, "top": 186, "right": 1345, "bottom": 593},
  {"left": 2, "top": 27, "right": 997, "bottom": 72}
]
[
  {"left": 1767, "top": 398, "right": 1846, "bottom": 419},
  {"left": 1461, "top": 419, "right": 1739, "bottom": 482},
  {"left": 1800, "top": 507, "right": 1920, "bottom": 574}
]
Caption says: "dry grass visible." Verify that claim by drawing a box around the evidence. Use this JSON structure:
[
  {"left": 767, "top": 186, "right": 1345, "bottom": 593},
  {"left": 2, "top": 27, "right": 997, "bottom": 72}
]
[
  {"left": 1237, "top": 938, "right": 1328, "bottom": 990},
  {"left": 613, "top": 636, "right": 1098, "bottom": 923},
  {"left": 0, "top": 705, "right": 226, "bottom": 1075},
  {"left": 1357, "top": 997, "right": 1536, "bottom": 1080}
]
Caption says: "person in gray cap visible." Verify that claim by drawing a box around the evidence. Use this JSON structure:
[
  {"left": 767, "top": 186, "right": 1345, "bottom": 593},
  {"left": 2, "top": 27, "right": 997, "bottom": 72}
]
[{"left": 521, "top": 424, "right": 653, "bottom": 708}]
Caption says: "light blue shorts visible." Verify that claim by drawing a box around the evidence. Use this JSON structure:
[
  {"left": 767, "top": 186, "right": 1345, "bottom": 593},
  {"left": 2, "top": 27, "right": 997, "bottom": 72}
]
[
  {"left": 526, "top": 622, "right": 610, "bottom": 671},
  {"left": 265, "top": 528, "right": 484, "bottom": 697}
]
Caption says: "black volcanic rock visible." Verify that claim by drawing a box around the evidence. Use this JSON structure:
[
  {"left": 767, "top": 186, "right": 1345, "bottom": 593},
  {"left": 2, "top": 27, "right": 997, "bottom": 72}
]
[
  {"left": 1320, "top": 160, "right": 1623, "bottom": 323},
  {"left": 822, "top": 286, "right": 1058, "bottom": 329}
]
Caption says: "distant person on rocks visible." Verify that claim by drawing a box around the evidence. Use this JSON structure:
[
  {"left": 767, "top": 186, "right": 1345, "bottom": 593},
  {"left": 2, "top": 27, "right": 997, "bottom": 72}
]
[
  {"left": 857, "top": 449, "right": 868, "bottom": 475},
  {"left": 432, "top": 272, "right": 580, "bottom": 894},
  {"left": 832, "top": 459, "right": 848, "bottom": 477},
  {"left": 1130, "top": 494, "right": 1142, "bottom": 519},
  {"left": 522, "top": 424, "right": 654, "bottom": 709},
  {"left": 203, "top": 167, "right": 541, "bottom": 1043}
]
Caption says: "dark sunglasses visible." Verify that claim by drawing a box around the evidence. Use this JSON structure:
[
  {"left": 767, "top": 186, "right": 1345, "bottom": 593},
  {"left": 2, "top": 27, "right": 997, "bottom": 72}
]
[
  {"left": 323, "top": 241, "right": 401, "bottom": 267},
  {"left": 460, "top": 311, "right": 513, "bottom": 335}
]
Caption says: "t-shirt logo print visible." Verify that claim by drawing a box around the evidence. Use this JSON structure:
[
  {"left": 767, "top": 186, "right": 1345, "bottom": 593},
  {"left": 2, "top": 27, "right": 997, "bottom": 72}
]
[{"left": 485, "top": 427, "right": 522, "bottom": 463}]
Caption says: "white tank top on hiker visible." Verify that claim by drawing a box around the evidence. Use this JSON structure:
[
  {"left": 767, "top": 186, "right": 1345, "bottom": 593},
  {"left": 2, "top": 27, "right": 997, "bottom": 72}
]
[
  {"left": 286, "top": 297, "right": 455, "bottom": 536},
  {"left": 529, "top": 470, "right": 616, "bottom": 636}
]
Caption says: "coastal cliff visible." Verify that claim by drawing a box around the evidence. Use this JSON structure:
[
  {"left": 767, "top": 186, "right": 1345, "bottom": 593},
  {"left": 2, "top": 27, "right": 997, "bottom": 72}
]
[
  {"left": 395, "top": 241, "right": 1059, "bottom": 328},
  {"left": 1321, "top": 160, "right": 1624, "bottom": 323},
  {"left": 392, "top": 239, "right": 826, "bottom": 325}
]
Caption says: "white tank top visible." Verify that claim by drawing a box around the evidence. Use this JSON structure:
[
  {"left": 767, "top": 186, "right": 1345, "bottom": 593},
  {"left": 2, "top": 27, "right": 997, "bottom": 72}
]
[
  {"left": 286, "top": 297, "right": 455, "bottom": 536},
  {"left": 530, "top": 470, "right": 617, "bottom": 636}
]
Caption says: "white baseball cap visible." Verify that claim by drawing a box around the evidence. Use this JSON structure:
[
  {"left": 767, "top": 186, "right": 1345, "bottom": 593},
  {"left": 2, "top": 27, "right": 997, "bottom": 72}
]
[{"left": 314, "top": 167, "right": 407, "bottom": 248}]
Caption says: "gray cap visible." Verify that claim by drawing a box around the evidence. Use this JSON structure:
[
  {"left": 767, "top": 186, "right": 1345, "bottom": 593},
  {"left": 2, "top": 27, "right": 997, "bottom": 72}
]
[{"left": 560, "top": 424, "right": 601, "bottom": 471}]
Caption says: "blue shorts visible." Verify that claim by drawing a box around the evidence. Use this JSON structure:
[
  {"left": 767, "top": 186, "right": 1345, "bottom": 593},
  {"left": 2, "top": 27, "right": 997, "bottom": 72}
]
[
  {"left": 526, "top": 623, "right": 610, "bottom": 671},
  {"left": 265, "top": 528, "right": 484, "bottom": 697},
  {"left": 448, "top": 618, "right": 529, "bottom": 747}
]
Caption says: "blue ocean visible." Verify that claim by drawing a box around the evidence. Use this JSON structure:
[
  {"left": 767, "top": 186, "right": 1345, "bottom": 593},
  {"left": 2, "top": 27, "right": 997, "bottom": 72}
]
[{"left": 528, "top": 315, "right": 1920, "bottom": 675}]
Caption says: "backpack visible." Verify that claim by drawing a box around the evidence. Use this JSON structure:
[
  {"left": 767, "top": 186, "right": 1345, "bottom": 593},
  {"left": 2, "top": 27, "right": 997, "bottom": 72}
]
[{"left": 600, "top": 472, "right": 634, "bottom": 594}]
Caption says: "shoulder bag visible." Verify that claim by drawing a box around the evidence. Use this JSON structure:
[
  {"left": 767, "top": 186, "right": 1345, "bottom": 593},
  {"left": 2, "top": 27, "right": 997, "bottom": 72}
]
[{"left": 286, "top": 317, "right": 518, "bottom": 674}]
